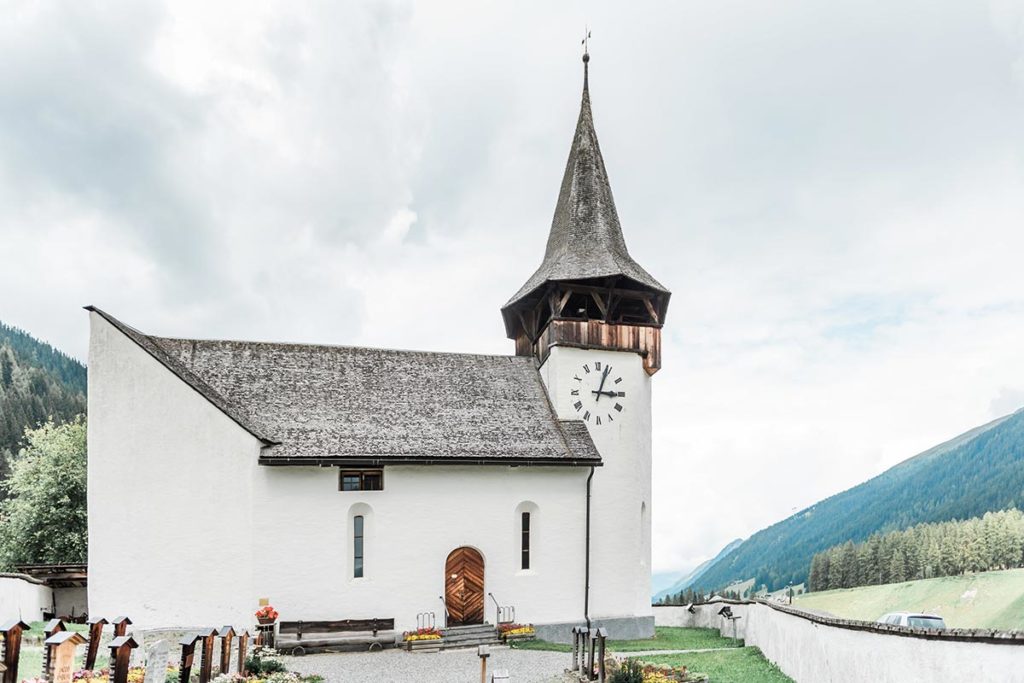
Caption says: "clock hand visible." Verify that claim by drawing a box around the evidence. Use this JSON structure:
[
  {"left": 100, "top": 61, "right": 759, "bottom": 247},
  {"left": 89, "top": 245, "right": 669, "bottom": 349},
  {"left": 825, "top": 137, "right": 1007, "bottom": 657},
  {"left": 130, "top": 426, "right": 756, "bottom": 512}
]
[
  {"left": 594, "top": 366, "right": 611, "bottom": 402},
  {"left": 591, "top": 390, "right": 617, "bottom": 398}
]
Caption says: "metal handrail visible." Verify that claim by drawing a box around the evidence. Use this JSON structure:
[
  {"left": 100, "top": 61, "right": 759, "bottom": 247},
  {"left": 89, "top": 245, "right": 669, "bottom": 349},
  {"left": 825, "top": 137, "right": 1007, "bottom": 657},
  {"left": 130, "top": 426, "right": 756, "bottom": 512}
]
[
  {"left": 416, "top": 612, "right": 436, "bottom": 631},
  {"left": 487, "top": 592, "right": 515, "bottom": 625},
  {"left": 438, "top": 595, "right": 450, "bottom": 628}
]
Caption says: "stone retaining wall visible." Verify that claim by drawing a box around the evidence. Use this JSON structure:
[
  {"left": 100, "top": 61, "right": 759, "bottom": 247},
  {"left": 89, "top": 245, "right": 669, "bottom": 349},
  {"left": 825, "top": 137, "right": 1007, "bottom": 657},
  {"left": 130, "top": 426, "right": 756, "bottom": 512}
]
[{"left": 654, "top": 599, "right": 1024, "bottom": 682}]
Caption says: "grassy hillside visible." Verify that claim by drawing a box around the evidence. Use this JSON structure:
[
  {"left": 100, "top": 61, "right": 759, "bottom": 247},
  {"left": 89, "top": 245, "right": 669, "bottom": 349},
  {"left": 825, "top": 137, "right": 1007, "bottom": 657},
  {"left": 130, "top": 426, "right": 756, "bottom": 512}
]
[
  {"left": 793, "top": 568, "right": 1024, "bottom": 630},
  {"left": 691, "top": 409, "right": 1024, "bottom": 592}
]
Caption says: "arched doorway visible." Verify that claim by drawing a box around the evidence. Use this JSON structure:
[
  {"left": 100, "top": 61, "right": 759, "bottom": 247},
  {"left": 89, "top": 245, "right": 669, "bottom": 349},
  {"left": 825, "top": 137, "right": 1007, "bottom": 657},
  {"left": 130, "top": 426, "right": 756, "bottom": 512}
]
[{"left": 444, "top": 547, "right": 485, "bottom": 625}]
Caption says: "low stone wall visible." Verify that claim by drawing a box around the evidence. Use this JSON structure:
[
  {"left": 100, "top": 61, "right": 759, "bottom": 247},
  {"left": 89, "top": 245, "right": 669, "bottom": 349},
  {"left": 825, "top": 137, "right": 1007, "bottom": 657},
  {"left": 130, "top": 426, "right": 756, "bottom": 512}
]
[{"left": 654, "top": 600, "right": 1024, "bottom": 683}]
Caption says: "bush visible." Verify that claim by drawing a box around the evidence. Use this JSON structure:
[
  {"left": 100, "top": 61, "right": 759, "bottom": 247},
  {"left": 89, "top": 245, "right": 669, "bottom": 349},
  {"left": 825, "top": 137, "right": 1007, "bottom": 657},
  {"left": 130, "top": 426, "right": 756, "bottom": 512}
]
[
  {"left": 245, "top": 656, "right": 287, "bottom": 675},
  {"left": 610, "top": 659, "right": 645, "bottom": 683}
]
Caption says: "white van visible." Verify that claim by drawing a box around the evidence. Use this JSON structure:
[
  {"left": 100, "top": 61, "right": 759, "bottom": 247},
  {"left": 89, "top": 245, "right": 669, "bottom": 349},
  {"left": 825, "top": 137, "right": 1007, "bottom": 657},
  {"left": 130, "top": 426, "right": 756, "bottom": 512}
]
[{"left": 877, "top": 612, "right": 947, "bottom": 629}]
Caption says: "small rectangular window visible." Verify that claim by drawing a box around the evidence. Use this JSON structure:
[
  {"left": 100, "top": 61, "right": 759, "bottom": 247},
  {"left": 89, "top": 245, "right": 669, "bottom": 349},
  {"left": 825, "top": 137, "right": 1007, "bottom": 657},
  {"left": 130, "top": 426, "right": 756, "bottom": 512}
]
[
  {"left": 521, "top": 512, "right": 531, "bottom": 570},
  {"left": 354, "top": 515, "right": 364, "bottom": 578},
  {"left": 339, "top": 470, "right": 384, "bottom": 491}
]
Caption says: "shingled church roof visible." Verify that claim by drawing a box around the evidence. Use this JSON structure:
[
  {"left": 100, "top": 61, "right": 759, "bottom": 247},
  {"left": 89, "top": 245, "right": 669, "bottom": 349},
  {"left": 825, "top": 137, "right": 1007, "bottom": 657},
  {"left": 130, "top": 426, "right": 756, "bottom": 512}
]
[
  {"left": 87, "top": 307, "right": 601, "bottom": 467},
  {"left": 502, "top": 54, "right": 669, "bottom": 327}
]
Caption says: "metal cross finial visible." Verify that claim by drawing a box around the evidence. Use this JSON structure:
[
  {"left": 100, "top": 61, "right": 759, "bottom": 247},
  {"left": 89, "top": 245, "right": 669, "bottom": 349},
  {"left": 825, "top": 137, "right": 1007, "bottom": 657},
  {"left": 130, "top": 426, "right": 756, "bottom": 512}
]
[{"left": 581, "top": 27, "right": 591, "bottom": 56}]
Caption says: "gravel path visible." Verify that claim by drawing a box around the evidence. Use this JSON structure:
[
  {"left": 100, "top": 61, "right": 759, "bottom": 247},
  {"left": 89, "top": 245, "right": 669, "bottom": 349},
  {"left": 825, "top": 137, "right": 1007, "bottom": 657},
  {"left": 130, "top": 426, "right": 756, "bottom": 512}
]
[{"left": 283, "top": 646, "right": 574, "bottom": 683}]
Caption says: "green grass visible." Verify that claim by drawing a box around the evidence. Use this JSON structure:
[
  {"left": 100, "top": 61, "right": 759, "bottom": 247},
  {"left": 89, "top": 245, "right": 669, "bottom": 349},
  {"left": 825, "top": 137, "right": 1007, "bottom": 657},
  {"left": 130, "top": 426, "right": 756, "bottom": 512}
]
[
  {"left": 610, "top": 627, "right": 742, "bottom": 651},
  {"left": 639, "top": 647, "right": 793, "bottom": 683},
  {"left": 510, "top": 626, "right": 742, "bottom": 653},
  {"left": 793, "top": 567, "right": 1024, "bottom": 630}
]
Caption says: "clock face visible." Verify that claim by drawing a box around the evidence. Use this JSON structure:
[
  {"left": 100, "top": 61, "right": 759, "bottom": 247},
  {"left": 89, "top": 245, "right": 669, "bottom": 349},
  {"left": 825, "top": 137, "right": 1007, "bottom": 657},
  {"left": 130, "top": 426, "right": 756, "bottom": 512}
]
[{"left": 570, "top": 360, "right": 626, "bottom": 426}]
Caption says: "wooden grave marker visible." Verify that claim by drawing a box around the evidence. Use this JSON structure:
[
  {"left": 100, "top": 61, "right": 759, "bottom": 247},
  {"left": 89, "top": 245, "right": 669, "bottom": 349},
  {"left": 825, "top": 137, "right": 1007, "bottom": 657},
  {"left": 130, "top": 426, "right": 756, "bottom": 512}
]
[
  {"left": 0, "top": 620, "right": 29, "bottom": 683},
  {"left": 236, "top": 629, "right": 250, "bottom": 675},
  {"left": 111, "top": 617, "right": 132, "bottom": 638},
  {"left": 197, "top": 628, "right": 217, "bottom": 683},
  {"left": 107, "top": 636, "right": 139, "bottom": 683},
  {"left": 217, "top": 626, "right": 235, "bottom": 673},
  {"left": 178, "top": 633, "right": 201, "bottom": 683},
  {"left": 44, "top": 632, "right": 85, "bottom": 683},
  {"left": 42, "top": 619, "right": 66, "bottom": 679},
  {"left": 85, "top": 617, "right": 108, "bottom": 670}
]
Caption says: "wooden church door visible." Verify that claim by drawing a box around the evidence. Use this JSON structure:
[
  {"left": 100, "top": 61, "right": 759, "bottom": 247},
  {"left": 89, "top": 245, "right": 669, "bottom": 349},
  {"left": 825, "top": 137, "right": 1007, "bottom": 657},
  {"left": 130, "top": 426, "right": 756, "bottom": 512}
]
[{"left": 444, "top": 547, "right": 485, "bottom": 626}]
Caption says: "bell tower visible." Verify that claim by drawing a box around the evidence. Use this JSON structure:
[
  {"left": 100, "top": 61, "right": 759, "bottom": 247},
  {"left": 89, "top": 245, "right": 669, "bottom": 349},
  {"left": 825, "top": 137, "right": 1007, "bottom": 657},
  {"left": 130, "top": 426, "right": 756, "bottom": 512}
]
[
  {"left": 502, "top": 53, "right": 670, "bottom": 631},
  {"left": 501, "top": 52, "right": 670, "bottom": 372}
]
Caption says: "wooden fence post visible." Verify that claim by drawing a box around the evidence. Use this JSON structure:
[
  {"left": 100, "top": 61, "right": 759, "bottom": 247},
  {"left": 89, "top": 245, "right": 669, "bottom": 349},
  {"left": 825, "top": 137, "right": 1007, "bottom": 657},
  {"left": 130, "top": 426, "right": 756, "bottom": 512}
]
[
  {"left": 197, "top": 628, "right": 217, "bottom": 683},
  {"left": 107, "top": 636, "right": 138, "bottom": 683},
  {"left": 0, "top": 620, "right": 29, "bottom": 683},
  {"left": 43, "top": 619, "right": 66, "bottom": 680},
  {"left": 85, "top": 617, "right": 108, "bottom": 671},
  {"left": 178, "top": 634, "right": 200, "bottom": 683},
  {"left": 596, "top": 628, "right": 608, "bottom": 683},
  {"left": 236, "top": 630, "right": 250, "bottom": 675},
  {"left": 217, "top": 626, "right": 235, "bottom": 674}
]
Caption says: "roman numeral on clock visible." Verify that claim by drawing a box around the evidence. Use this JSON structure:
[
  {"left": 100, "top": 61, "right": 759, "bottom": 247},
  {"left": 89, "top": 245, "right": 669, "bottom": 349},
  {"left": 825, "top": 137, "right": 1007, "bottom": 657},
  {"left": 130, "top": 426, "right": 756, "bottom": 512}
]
[{"left": 574, "top": 401, "right": 583, "bottom": 411}]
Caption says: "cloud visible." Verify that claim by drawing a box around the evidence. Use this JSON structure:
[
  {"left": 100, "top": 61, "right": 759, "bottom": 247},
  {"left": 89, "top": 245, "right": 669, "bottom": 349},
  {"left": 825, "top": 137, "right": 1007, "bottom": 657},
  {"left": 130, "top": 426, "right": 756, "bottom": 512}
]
[{"left": 1, "top": 0, "right": 1023, "bottom": 575}]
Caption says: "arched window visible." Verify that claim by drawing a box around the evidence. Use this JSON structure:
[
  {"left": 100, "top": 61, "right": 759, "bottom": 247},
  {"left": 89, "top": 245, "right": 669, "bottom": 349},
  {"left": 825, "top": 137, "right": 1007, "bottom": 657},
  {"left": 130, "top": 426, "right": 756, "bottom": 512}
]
[
  {"left": 354, "top": 515, "right": 364, "bottom": 578},
  {"left": 521, "top": 512, "right": 531, "bottom": 570},
  {"left": 515, "top": 501, "right": 539, "bottom": 572}
]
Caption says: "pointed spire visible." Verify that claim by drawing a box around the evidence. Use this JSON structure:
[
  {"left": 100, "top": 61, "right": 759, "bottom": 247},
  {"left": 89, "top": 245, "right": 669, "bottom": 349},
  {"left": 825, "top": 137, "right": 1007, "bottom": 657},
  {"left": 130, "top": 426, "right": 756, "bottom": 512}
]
[{"left": 502, "top": 53, "right": 669, "bottom": 336}]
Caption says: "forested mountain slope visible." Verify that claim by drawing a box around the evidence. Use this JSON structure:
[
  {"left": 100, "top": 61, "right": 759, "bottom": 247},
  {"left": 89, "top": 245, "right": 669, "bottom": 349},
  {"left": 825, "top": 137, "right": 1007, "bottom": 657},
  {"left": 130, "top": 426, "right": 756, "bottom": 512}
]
[
  {"left": 654, "top": 538, "right": 744, "bottom": 601},
  {"left": 0, "top": 321, "right": 87, "bottom": 478},
  {"left": 691, "top": 409, "right": 1024, "bottom": 592}
]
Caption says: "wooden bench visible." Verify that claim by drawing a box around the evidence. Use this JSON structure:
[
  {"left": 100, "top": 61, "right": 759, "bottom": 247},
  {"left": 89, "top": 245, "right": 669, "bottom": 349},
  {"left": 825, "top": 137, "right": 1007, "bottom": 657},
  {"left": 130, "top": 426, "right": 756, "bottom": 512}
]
[{"left": 277, "top": 619, "right": 396, "bottom": 654}]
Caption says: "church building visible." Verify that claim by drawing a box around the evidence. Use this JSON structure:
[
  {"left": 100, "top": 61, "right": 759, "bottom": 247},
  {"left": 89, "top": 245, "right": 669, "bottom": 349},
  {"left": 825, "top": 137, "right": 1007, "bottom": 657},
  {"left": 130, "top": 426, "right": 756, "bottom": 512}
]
[{"left": 86, "top": 54, "right": 670, "bottom": 640}]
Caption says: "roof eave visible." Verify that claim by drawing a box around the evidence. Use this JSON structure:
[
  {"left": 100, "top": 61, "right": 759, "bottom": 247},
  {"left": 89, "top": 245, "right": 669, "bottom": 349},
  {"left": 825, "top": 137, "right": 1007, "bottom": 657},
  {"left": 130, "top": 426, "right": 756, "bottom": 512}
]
[{"left": 258, "top": 455, "right": 603, "bottom": 468}]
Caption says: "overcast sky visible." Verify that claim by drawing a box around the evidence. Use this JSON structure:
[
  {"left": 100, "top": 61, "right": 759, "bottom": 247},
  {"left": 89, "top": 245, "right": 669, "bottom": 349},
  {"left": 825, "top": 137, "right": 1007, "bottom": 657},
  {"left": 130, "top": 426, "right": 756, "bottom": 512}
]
[{"left": 2, "top": 1, "right": 1023, "bottom": 575}]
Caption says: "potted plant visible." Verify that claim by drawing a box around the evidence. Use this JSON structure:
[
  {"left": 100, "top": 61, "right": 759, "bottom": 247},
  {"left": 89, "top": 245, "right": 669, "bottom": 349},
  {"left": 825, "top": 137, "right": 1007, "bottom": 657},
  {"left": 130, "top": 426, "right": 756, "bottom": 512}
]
[{"left": 255, "top": 605, "right": 279, "bottom": 625}]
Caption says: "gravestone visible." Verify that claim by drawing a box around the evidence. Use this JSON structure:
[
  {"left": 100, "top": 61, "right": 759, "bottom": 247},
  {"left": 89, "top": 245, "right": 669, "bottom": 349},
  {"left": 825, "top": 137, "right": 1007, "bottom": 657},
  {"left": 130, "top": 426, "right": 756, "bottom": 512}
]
[
  {"left": 44, "top": 632, "right": 86, "bottom": 683},
  {"left": 143, "top": 639, "right": 169, "bottom": 683},
  {"left": 0, "top": 620, "right": 30, "bottom": 683}
]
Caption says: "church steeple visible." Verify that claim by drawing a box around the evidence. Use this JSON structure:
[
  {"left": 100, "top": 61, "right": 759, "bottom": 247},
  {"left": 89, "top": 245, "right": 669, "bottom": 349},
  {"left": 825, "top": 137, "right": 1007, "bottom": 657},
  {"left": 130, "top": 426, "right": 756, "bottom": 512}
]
[{"left": 501, "top": 54, "right": 670, "bottom": 374}]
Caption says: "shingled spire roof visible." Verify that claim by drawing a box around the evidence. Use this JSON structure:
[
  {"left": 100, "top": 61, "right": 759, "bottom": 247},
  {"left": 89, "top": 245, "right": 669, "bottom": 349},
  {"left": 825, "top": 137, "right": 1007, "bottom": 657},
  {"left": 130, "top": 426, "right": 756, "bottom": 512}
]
[{"left": 502, "top": 53, "right": 669, "bottom": 335}]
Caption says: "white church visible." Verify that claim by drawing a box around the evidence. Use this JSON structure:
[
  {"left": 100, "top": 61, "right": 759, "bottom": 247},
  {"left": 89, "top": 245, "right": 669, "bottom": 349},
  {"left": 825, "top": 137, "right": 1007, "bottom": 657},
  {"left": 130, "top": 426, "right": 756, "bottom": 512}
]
[{"left": 86, "top": 54, "right": 670, "bottom": 641}]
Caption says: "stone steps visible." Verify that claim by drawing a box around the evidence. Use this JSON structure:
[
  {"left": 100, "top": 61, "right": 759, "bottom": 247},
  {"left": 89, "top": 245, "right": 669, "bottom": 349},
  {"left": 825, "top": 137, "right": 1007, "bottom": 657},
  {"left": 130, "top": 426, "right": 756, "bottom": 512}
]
[{"left": 438, "top": 623, "right": 501, "bottom": 650}]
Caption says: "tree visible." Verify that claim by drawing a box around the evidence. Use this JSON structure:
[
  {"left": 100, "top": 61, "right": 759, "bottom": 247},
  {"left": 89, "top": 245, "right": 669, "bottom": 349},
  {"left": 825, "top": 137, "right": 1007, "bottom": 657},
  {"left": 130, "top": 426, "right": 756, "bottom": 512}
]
[
  {"left": 0, "top": 350, "right": 12, "bottom": 389},
  {"left": 0, "top": 416, "right": 87, "bottom": 566}
]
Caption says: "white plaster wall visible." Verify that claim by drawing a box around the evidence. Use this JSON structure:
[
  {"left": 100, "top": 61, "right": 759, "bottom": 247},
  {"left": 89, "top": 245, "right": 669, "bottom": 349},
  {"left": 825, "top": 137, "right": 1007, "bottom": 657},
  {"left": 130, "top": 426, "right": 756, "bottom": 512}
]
[
  {"left": 655, "top": 604, "right": 1024, "bottom": 683},
  {"left": 539, "top": 347, "right": 652, "bottom": 620},
  {"left": 53, "top": 587, "right": 88, "bottom": 619},
  {"left": 253, "top": 464, "right": 589, "bottom": 632},
  {"left": 88, "top": 312, "right": 261, "bottom": 630},
  {"left": 0, "top": 575, "right": 51, "bottom": 622}
]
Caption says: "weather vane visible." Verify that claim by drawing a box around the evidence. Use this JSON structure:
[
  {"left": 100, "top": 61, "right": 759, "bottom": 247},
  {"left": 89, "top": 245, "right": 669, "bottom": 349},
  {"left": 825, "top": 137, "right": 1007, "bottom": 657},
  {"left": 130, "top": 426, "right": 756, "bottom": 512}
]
[{"left": 582, "top": 26, "right": 591, "bottom": 56}]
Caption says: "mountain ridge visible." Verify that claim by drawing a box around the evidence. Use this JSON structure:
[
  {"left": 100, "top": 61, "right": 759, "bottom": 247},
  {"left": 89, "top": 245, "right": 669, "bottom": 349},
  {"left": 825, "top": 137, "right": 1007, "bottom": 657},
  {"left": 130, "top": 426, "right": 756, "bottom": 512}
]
[
  {"left": 688, "top": 408, "right": 1024, "bottom": 593},
  {"left": 654, "top": 537, "right": 744, "bottom": 601}
]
